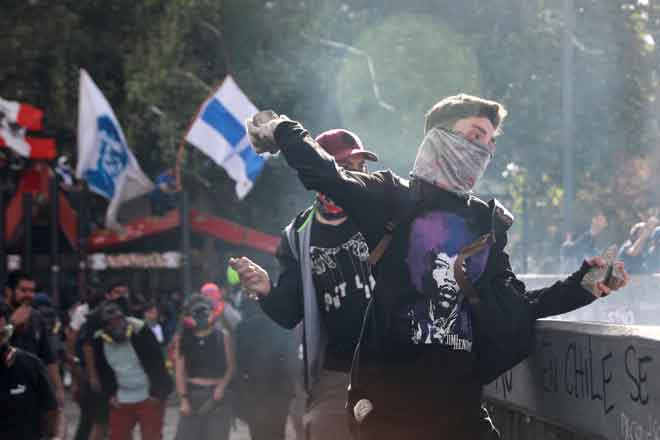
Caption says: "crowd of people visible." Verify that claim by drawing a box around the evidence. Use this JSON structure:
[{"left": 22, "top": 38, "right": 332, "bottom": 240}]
[
  {"left": 1, "top": 269, "right": 298, "bottom": 440},
  {"left": 2, "top": 93, "right": 632, "bottom": 440},
  {"left": 561, "top": 212, "right": 660, "bottom": 275}
]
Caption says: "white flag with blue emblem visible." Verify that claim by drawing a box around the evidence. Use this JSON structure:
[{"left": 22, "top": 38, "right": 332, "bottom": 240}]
[
  {"left": 184, "top": 76, "right": 265, "bottom": 199},
  {"left": 76, "top": 69, "right": 154, "bottom": 230}
]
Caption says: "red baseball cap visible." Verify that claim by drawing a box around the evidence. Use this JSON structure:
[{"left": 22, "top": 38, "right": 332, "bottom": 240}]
[{"left": 315, "top": 129, "right": 378, "bottom": 162}]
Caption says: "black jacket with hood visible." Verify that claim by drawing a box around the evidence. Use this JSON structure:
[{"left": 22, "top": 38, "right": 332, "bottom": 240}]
[{"left": 92, "top": 317, "right": 173, "bottom": 402}]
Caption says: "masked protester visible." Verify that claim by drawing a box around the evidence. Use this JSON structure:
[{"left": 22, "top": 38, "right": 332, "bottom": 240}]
[
  {"left": 0, "top": 301, "right": 62, "bottom": 440},
  {"left": 238, "top": 94, "right": 629, "bottom": 440},
  {"left": 80, "top": 281, "right": 133, "bottom": 394},
  {"left": 90, "top": 301, "right": 172, "bottom": 440},
  {"left": 174, "top": 294, "right": 235, "bottom": 440},
  {"left": 198, "top": 282, "right": 242, "bottom": 331},
  {"left": 229, "top": 128, "right": 378, "bottom": 440}
]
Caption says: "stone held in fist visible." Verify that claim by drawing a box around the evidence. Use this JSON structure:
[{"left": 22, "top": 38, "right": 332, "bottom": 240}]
[
  {"left": 581, "top": 245, "right": 624, "bottom": 297},
  {"left": 246, "top": 109, "right": 286, "bottom": 154},
  {"left": 253, "top": 109, "right": 279, "bottom": 125}
]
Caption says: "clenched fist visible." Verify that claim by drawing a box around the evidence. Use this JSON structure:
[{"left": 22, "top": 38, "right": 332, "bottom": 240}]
[
  {"left": 228, "top": 257, "right": 272, "bottom": 299},
  {"left": 245, "top": 110, "right": 289, "bottom": 154}
]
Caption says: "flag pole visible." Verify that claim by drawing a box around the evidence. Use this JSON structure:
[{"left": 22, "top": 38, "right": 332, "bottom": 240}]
[
  {"left": 174, "top": 17, "right": 232, "bottom": 191},
  {"left": 174, "top": 76, "right": 229, "bottom": 191}
]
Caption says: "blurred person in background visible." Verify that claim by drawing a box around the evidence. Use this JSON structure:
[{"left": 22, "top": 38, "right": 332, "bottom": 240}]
[
  {"left": 174, "top": 294, "right": 235, "bottom": 440},
  {"left": 77, "top": 280, "right": 134, "bottom": 440},
  {"left": 33, "top": 293, "right": 65, "bottom": 365},
  {"left": 3, "top": 270, "right": 65, "bottom": 407},
  {"left": 227, "top": 265, "right": 298, "bottom": 440},
  {"left": 0, "top": 301, "right": 63, "bottom": 440},
  {"left": 157, "top": 290, "right": 182, "bottom": 346},
  {"left": 151, "top": 168, "right": 178, "bottom": 216},
  {"left": 617, "top": 215, "right": 659, "bottom": 274},
  {"left": 33, "top": 292, "right": 74, "bottom": 392},
  {"left": 69, "top": 288, "right": 108, "bottom": 440},
  {"left": 91, "top": 301, "right": 172, "bottom": 440},
  {"left": 144, "top": 301, "right": 165, "bottom": 345},
  {"left": 642, "top": 226, "right": 660, "bottom": 274},
  {"left": 201, "top": 281, "right": 244, "bottom": 331},
  {"left": 129, "top": 292, "right": 147, "bottom": 319},
  {"left": 560, "top": 210, "right": 608, "bottom": 273}
]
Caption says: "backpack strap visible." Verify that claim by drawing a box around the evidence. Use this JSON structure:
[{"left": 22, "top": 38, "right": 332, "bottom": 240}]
[
  {"left": 454, "top": 233, "right": 495, "bottom": 305},
  {"left": 453, "top": 199, "right": 513, "bottom": 305},
  {"left": 367, "top": 195, "right": 419, "bottom": 266},
  {"left": 349, "top": 199, "right": 416, "bottom": 414}
]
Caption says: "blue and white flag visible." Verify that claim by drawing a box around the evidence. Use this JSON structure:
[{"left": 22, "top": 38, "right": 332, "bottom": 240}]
[
  {"left": 184, "top": 76, "right": 265, "bottom": 199},
  {"left": 76, "top": 69, "right": 154, "bottom": 230}
]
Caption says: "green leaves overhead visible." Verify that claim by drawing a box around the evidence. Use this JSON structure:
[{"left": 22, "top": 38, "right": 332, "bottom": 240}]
[{"left": 3, "top": 0, "right": 660, "bottom": 271}]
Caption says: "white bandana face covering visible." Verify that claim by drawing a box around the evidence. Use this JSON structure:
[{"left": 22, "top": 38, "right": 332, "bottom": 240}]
[{"left": 411, "top": 127, "right": 493, "bottom": 194}]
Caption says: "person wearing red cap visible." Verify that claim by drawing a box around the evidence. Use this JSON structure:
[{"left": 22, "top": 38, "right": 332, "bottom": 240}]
[{"left": 230, "top": 128, "right": 379, "bottom": 440}]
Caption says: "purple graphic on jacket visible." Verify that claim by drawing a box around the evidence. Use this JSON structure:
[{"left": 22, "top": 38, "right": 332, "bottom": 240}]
[{"left": 405, "top": 211, "right": 490, "bottom": 349}]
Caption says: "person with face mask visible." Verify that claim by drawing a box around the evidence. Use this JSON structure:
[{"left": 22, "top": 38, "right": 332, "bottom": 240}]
[
  {"left": 0, "top": 301, "right": 62, "bottom": 440},
  {"left": 77, "top": 280, "right": 135, "bottom": 440},
  {"left": 236, "top": 94, "right": 630, "bottom": 439},
  {"left": 90, "top": 301, "right": 172, "bottom": 440},
  {"left": 174, "top": 294, "right": 236, "bottom": 440},
  {"left": 229, "top": 128, "right": 380, "bottom": 440}
]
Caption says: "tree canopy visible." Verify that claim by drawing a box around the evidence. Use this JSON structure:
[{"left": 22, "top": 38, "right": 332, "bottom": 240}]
[{"left": 3, "top": 0, "right": 659, "bottom": 272}]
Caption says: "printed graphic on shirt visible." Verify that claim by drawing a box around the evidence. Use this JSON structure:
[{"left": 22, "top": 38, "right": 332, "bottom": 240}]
[
  {"left": 311, "top": 232, "right": 376, "bottom": 312},
  {"left": 405, "top": 211, "right": 491, "bottom": 350}
]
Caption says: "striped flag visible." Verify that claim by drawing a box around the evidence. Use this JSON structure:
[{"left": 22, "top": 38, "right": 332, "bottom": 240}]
[
  {"left": 0, "top": 119, "right": 56, "bottom": 159},
  {"left": 0, "top": 97, "right": 44, "bottom": 131},
  {"left": 184, "top": 76, "right": 265, "bottom": 199}
]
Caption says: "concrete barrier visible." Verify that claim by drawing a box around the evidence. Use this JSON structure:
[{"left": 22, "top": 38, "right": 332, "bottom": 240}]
[{"left": 484, "top": 321, "right": 660, "bottom": 439}]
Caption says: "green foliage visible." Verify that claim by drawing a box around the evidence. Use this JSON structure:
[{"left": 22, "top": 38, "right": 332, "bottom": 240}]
[
  {"left": 331, "top": 13, "right": 481, "bottom": 173},
  {"left": 3, "top": 0, "right": 660, "bottom": 272}
]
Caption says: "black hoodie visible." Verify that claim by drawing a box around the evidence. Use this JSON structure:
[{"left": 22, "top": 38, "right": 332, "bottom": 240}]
[{"left": 271, "top": 120, "right": 597, "bottom": 437}]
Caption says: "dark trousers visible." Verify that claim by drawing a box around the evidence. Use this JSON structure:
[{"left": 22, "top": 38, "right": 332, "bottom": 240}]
[
  {"left": 75, "top": 381, "right": 109, "bottom": 440},
  {"left": 236, "top": 393, "right": 291, "bottom": 440},
  {"left": 175, "top": 384, "right": 233, "bottom": 440}
]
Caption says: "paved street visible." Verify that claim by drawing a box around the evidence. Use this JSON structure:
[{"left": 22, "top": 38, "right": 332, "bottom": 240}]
[{"left": 62, "top": 391, "right": 287, "bottom": 440}]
